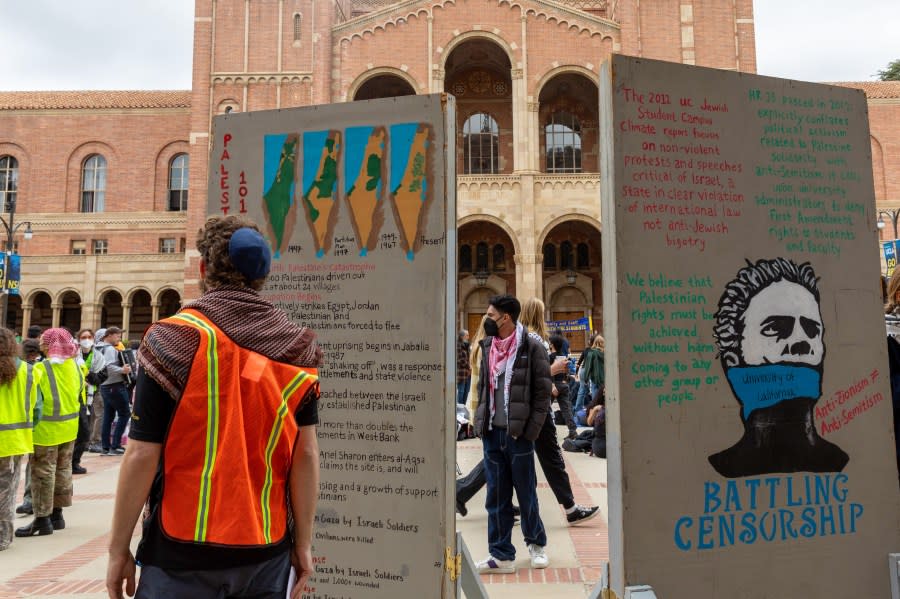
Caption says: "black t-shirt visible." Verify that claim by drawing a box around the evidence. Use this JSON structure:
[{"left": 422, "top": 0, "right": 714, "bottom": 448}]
[{"left": 130, "top": 369, "right": 318, "bottom": 570}]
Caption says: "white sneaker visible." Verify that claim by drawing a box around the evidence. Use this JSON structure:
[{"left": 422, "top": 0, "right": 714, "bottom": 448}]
[
  {"left": 528, "top": 544, "right": 549, "bottom": 569},
  {"left": 475, "top": 555, "right": 516, "bottom": 574}
]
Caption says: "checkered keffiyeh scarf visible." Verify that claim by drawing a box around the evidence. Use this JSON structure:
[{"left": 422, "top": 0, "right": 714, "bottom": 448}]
[
  {"left": 138, "top": 285, "right": 323, "bottom": 400},
  {"left": 41, "top": 328, "right": 78, "bottom": 361}
]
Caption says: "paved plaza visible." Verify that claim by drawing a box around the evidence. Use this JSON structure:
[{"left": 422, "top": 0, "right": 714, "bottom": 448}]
[{"left": 0, "top": 427, "right": 609, "bottom": 598}]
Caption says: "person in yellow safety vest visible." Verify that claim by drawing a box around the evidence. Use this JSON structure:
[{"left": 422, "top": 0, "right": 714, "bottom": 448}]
[
  {"left": 15, "top": 328, "right": 84, "bottom": 538},
  {"left": 0, "top": 328, "right": 43, "bottom": 550},
  {"left": 107, "top": 216, "right": 323, "bottom": 599}
]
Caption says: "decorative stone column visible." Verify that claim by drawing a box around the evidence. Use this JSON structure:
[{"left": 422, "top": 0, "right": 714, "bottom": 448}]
[
  {"left": 511, "top": 68, "right": 527, "bottom": 172},
  {"left": 514, "top": 253, "right": 542, "bottom": 303},
  {"left": 81, "top": 302, "right": 101, "bottom": 331},
  {"left": 21, "top": 305, "right": 32, "bottom": 335},
  {"left": 432, "top": 67, "right": 445, "bottom": 99},
  {"left": 517, "top": 173, "right": 541, "bottom": 300},
  {"left": 122, "top": 303, "right": 132, "bottom": 342},
  {"left": 151, "top": 301, "right": 161, "bottom": 323},
  {"left": 527, "top": 100, "right": 541, "bottom": 172},
  {"left": 51, "top": 303, "right": 61, "bottom": 329}
]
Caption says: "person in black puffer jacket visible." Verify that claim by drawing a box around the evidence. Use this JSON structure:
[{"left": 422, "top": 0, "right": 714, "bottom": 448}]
[{"left": 471, "top": 295, "right": 551, "bottom": 575}]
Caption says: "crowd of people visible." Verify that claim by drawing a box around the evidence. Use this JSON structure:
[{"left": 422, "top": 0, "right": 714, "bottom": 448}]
[
  {"left": 3, "top": 214, "right": 612, "bottom": 594},
  {"left": 0, "top": 324, "right": 137, "bottom": 550}
]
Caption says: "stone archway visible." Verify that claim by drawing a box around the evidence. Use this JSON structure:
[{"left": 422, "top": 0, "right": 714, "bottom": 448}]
[
  {"left": 538, "top": 71, "right": 600, "bottom": 173},
  {"left": 100, "top": 290, "right": 123, "bottom": 329},
  {"left": 548, "top": 283, "right": 591, "bottom": 352},
  {"left": 541, "top": 218, "right": 602, "bottom": 346},
  {"left": 158, "top": 289, "right": 181, "bottom": 320},
  {"left": 128, "top": 289, "right": 152, "bottom": 341},
  {"left": 352, "top": 72, "right": 417, "bottom": 101},
  {"left": 59, "top": 290, "right": 82, "bottom": 334},
  {"left": 458, "top": 219, "right": 516, "bottom": 329},
  {"left": 30, "top": 291, "right": 52, "bottom": 331},
  {"left": 444, "top": 38, "right": 513, "bottom": 175}
]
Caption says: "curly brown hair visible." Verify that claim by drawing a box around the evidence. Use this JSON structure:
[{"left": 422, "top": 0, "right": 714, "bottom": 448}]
[
  {"left": 0, "top": 328, "right": 19, "bottom": 385},
  {"left": 197, "top": 215, "right": 267, "bottom": 291}
]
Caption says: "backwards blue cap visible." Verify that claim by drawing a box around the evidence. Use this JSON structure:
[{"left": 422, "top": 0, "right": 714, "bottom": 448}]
[{"left": 228, "top": 227, "right": 272, "bottom": 281}]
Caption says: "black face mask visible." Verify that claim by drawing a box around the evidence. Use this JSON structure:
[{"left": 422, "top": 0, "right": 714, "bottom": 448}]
[{"left": 483, "top": 317, "right": 500, "bottom": 337}]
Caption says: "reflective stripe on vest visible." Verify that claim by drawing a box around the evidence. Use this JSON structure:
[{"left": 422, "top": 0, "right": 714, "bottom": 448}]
[
  {"left": 259, "top": 368, "right": 313, "bottom": 543},
  {"left": 169, "top": 311, "right": 220, "bottom": 542},
  {"left": 160, "top": 310, "right": 319, "bottom": 546},
  {"left": 41, "top": 361, "right": 82, "bottom": 422},
  {"left": 0, "top": 363, "right": 34, "bottom": 431}
]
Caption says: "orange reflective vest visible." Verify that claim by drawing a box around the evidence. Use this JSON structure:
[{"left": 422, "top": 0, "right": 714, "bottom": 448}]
[{"left": 159, "top": 309, "right": 318, "bottom": 546}]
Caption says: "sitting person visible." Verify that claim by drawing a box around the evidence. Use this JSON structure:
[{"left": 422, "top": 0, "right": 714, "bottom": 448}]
[
  {"left": 586, "top": 393, "right": 606, "bottom": 459},
  {"left": 562, "top": 387, "right": 606, "bottom": 458}
]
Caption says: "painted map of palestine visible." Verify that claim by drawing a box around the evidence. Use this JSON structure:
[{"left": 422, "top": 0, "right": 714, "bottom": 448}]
[
  {"left": 302, "top": 130, "right": 342, "bottom": 258},
  {"left": 262, "top": 133, "right": 299, "bottom": 258},
  {"left": 345, "top": 126, "right": 387, "bottom": 256},
  {"left": 390, "top": 123, "right": 433, "bottom": 261}
]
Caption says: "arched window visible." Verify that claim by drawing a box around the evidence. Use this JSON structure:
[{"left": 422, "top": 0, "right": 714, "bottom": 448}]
[
  {"left": 475, "top": 242, "right": 489, "bottom": 272},
  {"left": 576, "top": 242, "right": 589, "bottom": 269},
  {"left": 492, "top": 244, "right": 506, "bottom": 271},
  {"left": 459, "top": 245, "right": 472, "bottom": 272},
  {"left": 0, "top": 156, "right": 18, "bottom": 212},
  {"left": 81, "top": 154, "right": 107, "bottom": 212},
  {"left": 560, "top": 241, "right": 573, "bottom": 270},
  {"left": 463, "top": 113, "right": 499, "bottom": 175},
  {"left": 543, "top": 243, "right": 557, "bottom": 270},
  {"left": 217, "top": 99, "right": 240, "bottom": 114},
  {"left": 545, "top": 111, "right": 582, "bottom": 173},
  {"left": 168, "top": 154, "right": 189, "bottom": 211},
  {"left": 293, "top": 14, "right": 302, "bottom": 42}
]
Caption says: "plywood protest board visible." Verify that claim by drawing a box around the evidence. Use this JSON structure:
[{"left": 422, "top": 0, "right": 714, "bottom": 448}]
[
  {"left": 600, "top": 55, "right": 900, "bottom": 598},
  {"left": 208, "top": 94, "right": 456, "bottom": 598}
]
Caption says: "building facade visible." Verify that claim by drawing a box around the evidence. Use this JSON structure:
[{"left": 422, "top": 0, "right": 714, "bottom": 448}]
[
  {"left": 1, "top": 1, "right": 898, "bottom": 348},
  {"left": 0, "top": 92, "right": 189, "bottom": 339}
]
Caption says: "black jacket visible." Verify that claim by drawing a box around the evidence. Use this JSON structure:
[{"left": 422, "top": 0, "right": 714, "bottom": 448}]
[{"left": 473, "top": 327, "right": 551, "bottom": 441}]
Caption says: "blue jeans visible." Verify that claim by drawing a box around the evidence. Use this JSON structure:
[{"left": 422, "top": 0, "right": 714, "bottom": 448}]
[
  {"left": 100, "top": 383, "right": 131, "bottom": 450},
  {"left": 482, "top": 427, "right": 546, "bottom": 561},
  {"left": 574, "top": 380, "right": 597, "bottom": 413},
  {"left": 456, "top": 378, "right": 471, "bottom": 405}
]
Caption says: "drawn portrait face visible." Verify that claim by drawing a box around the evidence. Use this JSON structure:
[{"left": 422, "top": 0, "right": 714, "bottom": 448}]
[{"left": 740, "top": 280, "right": 824, "bottom": 367}]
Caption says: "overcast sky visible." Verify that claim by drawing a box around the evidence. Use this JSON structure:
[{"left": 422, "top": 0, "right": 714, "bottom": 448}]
[{"left": 0, "top": 0, "right": 896, "bottom": 91}]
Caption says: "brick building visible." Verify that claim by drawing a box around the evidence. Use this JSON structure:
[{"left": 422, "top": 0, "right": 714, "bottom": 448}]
[{"left": 1, "top": 0, "right": 898, "bottom": 346}]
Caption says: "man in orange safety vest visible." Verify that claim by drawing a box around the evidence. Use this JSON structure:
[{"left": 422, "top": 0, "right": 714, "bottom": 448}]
[{"left": 106, "top": 216, "right": 323, "bottom": 599}]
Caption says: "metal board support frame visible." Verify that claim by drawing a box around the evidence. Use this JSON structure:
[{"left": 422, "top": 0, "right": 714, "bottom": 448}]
[
  {"left": 589, "top": 562, "right": 658, "bottom": 599},
  {"left": 456, "top": 532, "right": 490, "bottom": 599},
  {"left": 890, "top": 553, "right": 900, "bottom": 599}
]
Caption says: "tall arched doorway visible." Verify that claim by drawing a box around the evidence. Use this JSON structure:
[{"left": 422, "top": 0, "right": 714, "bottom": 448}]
[
  {"left": 129, "top": 290, "right": 152, "bottom": 341},
  {"left": 444, "top": 39, "right": 513, "bottom": 175},
  {"left": 30, "top": 292, "right": 52, "bottom": 331},
  {"left": 59, "top": 290, "right": 82, "bottom": 334},
  {"left": 538, "top": 72, "right": 600, "bottom": 173},
  {"left": 353, "top": 74, "right": 416, "bottom": 101},
  {"left": 100, "top": 290, "right": 123, "bottom": 329},
  {"left": 158, "top": 289, "right": 181, "bottom": 320},
  {"left": 458, "top": 220, "right": 515, "bottom": 332},
  {"left": 541, "top": 219, "right": 602, "bottom": 351}
]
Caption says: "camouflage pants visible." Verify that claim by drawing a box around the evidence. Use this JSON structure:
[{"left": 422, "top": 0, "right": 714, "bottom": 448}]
[
  {"left": 31, "top": 441, "right": 75, "bottom": 518},
  {"left": 89, "top": 393, "right": 104, "bottom": 445},
  {"left": 0, "top": 454, "right": 24, "bottom": 550},
  {"left": 22, "top": 455, "right": 31, "bottom": 503}
]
